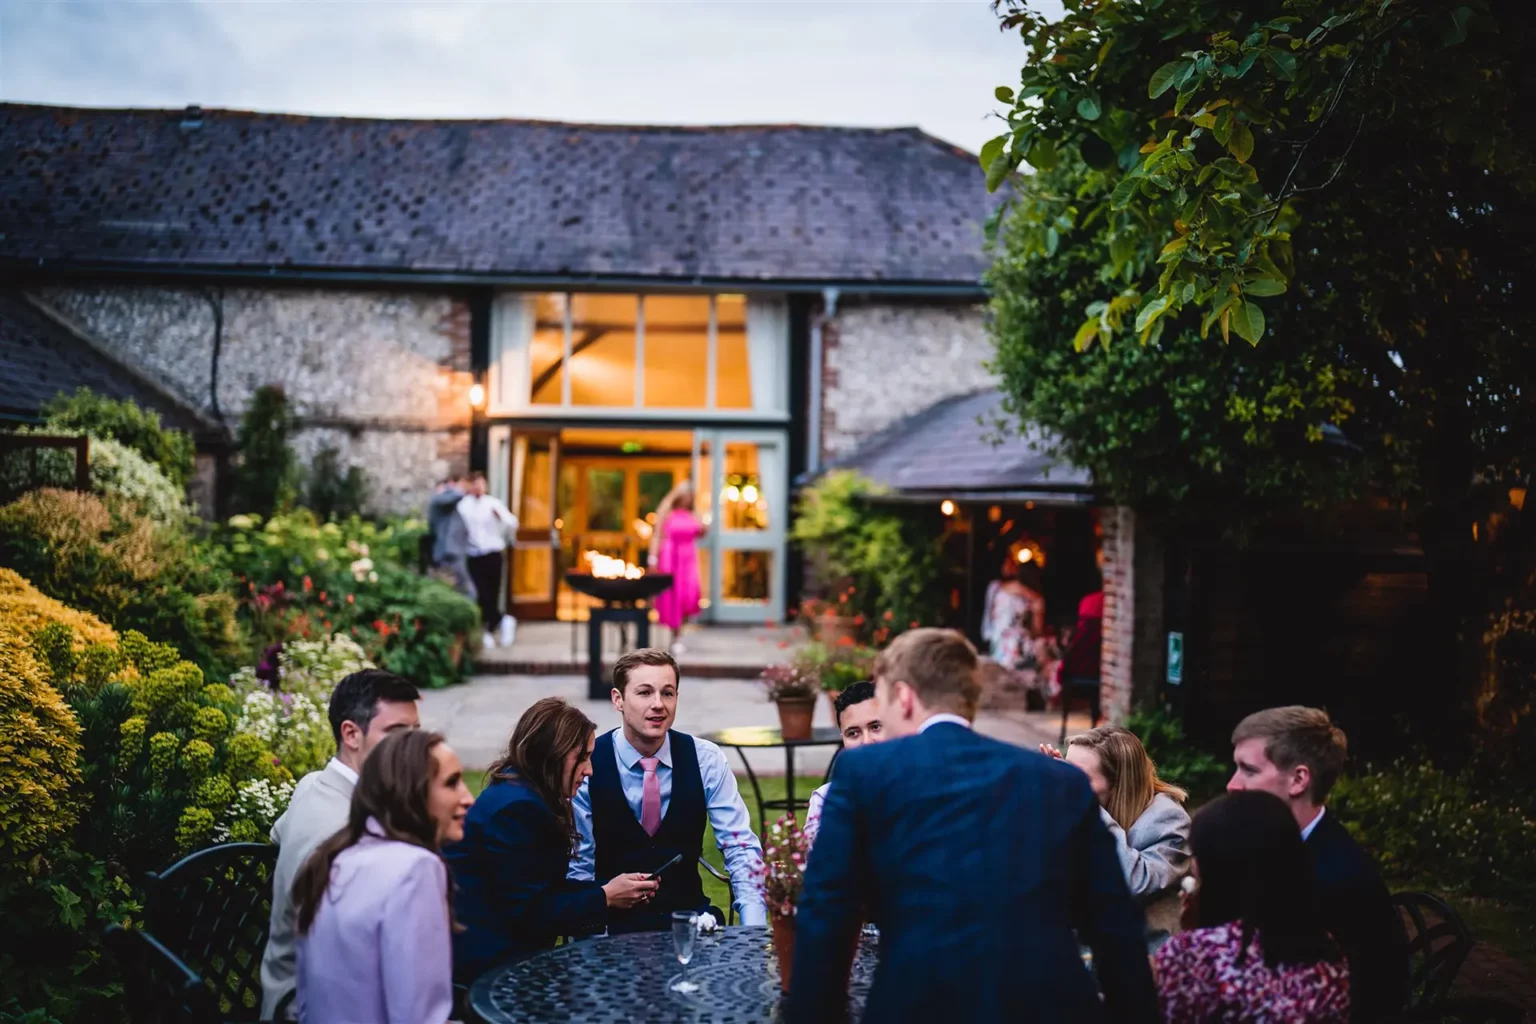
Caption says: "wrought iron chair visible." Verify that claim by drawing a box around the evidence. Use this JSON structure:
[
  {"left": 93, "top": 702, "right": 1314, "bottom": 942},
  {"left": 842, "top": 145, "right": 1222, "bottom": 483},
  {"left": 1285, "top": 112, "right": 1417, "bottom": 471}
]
[
  {"left": 103, "top": 923, "right": 217, "bottom": 1024},
  {"left": 145, "top": 843, "right": 277, "bottom": 1022},
  {"left": 699, "top": 856, "right": 737, "bottom": 925},
  {"left": 1384, "top": 891, "right": 1525, "bottom": 1024}
]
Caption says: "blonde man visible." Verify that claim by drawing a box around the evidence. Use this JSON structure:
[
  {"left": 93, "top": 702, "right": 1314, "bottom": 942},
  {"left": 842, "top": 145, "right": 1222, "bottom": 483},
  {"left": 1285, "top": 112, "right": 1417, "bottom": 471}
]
[{"left": 787, "top": 628, "right": 1157, "bottom": 1023}]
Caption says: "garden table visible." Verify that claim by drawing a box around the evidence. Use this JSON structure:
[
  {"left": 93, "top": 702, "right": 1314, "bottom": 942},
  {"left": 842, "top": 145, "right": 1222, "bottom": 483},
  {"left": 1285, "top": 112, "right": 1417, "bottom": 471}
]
[
  {"left": 699, "top": 726, "right": 843, "bottom": 838},
  {"left": 469, "top": 926, "right": 877, "bottom": 1024}
]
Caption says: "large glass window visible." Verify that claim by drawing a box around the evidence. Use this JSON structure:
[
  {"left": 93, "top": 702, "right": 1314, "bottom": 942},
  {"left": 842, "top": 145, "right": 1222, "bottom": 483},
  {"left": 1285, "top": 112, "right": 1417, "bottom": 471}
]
[{"left": 494, "top": 292, "right": 784, "bottom": 415}]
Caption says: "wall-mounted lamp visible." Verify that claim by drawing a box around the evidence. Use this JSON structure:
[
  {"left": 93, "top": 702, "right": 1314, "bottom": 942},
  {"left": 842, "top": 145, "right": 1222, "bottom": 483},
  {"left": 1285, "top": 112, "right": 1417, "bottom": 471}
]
[
  {"left": 940, "top": 499, "right": 956, "bottom": 517},
  {"left": 468, "top": 381, "right": 487, "bottom": 411}
]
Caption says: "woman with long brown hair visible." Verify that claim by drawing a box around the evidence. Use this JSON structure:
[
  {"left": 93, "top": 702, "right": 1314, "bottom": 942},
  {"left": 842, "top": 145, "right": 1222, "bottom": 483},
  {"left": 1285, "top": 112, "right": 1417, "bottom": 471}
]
[
  {"left": 443, "top": 697, "right": 657, "bottom": 984},
  {"left": 1042, "top": 724, "right": 1192, "bottom": 948},
  {"left": 292, "top": 729, "right": 473, "bottom": 1024}
]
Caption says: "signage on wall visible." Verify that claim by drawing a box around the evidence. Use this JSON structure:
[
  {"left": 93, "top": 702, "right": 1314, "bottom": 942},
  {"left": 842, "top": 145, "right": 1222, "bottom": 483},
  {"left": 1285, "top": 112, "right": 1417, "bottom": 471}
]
[{"left": 1166, "top": 632, "right": 1184, "bottom": 685}]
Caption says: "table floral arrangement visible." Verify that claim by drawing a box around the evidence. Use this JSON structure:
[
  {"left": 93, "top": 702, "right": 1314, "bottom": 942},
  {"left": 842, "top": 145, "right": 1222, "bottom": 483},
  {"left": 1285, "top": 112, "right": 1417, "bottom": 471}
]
[
  {"left": 758, "top": 814, "right": 810, "bottom": 990},
  {"left": 758, "top": 662, "right": 820, "bottom": 740}
]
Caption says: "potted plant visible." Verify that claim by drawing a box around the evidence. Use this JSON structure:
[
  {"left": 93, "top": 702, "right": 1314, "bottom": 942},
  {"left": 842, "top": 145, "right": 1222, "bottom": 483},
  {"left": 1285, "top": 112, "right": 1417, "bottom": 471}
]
[
  {"left": 759, "top": 662, "right": 819, "bottom": 741},
  {"left": 818, "top": 643, "right": 876, "bottom": 715},
  {"left": 758, "top": 814, "right": 811, "bottom": 992}
]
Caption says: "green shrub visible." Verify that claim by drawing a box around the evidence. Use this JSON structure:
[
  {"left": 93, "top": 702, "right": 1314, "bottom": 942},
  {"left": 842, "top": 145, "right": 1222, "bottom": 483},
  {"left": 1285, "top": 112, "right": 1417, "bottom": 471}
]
[
  {"left": 1332, "top": 760, "right": 1536, "bottom": 906},
  {"left": 41, "top": 387, "right": 196, "bottom": 489},
  {"left": 231, "top": 385, "right": 296, "bottom": 516},
  {"left": 4, "top": 427, "right": 188, "bottom": 525},
  {"left": 210, "top": 510, "right": 478, "bottom": 688},
  {"left": 1125, "top": 705, "right": 1229, "bottom": 805},
  {"left": 0, "top": 625, "right": 82, "bottom": 868},
  {"left": 0, "top": 489, "right": 243, "bottom": 678},
  {"left": 304, "top": 446, "right": 370, "bottom": 520},
  {"left": 790, "top": 470, "right": 940, "bottom": 638},
  {"left": 231, "top": 633, "right": 373, "bottom": 778}
]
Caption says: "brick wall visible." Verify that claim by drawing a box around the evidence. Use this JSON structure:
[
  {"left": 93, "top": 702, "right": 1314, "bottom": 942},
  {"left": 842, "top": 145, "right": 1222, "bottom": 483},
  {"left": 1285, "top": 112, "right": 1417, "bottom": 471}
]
[
  {"left": 819, "top": 298, "right": 995, "bottom": 461},
  {"left": 37, "top": 285, "right": 472, "bottom": 514},
  {"left": 1100, "top": 505, "right": 1137, "bottom": 723}
]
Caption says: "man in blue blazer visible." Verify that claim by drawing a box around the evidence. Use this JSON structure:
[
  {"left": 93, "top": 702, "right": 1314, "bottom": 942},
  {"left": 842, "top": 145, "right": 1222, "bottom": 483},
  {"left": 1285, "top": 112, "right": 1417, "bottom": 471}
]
[{"left": 787, "top": 629, "right": 1159, "bottom": 1023}]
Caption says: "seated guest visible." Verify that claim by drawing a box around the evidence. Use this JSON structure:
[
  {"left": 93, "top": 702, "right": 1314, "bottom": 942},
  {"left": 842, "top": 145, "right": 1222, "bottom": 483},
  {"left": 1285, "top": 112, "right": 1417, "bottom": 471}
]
[
  {"left": 1042, "top": 725, "right": 1191, "bottom": 949},
  {"left": 1228, "top": 706, "right": 1409, "bottom": 1021},
  {"left": 805, "top": 680, "right": 883, "bottom": 844},
  {"left": 570, "top": 648, "right": 768, "bottom": 931},
  {"left": 261, "top": 669, "right": 420, "bottom": 1020},
  {"left": 445, "top": 698, "right": 659, "bottom": 983},
  {"left": 292, "top": 729, "right": 473, "bottom": 1024},
  {"left": 1155, "top": 791, "right": 1349, "bottom": 1023}
]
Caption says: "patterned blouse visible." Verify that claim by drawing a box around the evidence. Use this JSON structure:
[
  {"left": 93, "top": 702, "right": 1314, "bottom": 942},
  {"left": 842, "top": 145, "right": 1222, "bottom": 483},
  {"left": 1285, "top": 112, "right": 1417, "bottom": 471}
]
[{"left": 1154, "top": 920, "right": 1350, "bottom": 1023}]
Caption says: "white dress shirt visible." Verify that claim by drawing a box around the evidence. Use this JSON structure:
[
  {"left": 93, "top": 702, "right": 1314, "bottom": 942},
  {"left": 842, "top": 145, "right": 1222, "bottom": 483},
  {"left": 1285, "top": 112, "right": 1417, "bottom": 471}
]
[
  {"left": 457, "top": 494, "right": 517, "bottom": 556},
  {"left": 569, "top": 729, "right": 768, "bottom": 925},
  {"left": 805, "top": 783, "right": 831, "bottom": 844},
  {"left": 1300, "top": 806, "right": 1326, "bottom": 842},
  {"left": 327, "top": 756, "right": 359, "bottom": 786}
]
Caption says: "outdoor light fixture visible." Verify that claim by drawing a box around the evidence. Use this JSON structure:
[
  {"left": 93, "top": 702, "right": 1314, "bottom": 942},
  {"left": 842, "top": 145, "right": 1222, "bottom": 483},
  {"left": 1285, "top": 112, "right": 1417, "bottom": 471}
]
[
  {"left": 468, "top": 381, "right": 487, "bottom": 410},
  {"left": 941, "top": 500, "right": 956, "bottom": 516}
]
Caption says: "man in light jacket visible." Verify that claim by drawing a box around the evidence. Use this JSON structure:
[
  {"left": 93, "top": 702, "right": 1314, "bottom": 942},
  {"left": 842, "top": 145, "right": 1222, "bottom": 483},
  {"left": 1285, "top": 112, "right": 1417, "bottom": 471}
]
[
  {"left": 427, "top": 476, "right": 476, "bottom": 601},
  {"left": 259, "top": 670, "right": 421, "bottom": 1020}
]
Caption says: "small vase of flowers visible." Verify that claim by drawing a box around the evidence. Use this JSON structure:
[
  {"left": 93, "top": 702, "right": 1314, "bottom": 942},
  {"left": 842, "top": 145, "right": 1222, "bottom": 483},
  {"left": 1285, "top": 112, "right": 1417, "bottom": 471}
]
[
  {"left": 759, "top": 814, "right": 811, "bottom": 992},
  {"left": 760, "top": 662, "right": 819, "bottom": 741}
]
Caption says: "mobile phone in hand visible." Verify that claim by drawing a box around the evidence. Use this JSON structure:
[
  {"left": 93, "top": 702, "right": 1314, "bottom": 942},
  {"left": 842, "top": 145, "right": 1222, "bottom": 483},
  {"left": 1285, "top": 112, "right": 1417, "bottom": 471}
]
[{"left": 648, "top": 853, "right": 684, "bottom": 880}]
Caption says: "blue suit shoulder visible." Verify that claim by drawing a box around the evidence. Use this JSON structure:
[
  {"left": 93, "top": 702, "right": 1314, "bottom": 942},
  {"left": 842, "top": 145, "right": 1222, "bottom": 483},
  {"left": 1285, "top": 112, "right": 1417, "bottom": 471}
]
[{"left": 468, "top": 776, "right": 547, "bottom": 822}]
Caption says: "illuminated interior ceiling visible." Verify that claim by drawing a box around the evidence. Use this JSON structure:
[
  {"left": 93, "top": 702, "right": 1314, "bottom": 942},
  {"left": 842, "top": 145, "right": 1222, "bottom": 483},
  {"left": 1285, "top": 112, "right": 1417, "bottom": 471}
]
[{"left": 559, "top": 427, "right": 695, "bottom": 454}]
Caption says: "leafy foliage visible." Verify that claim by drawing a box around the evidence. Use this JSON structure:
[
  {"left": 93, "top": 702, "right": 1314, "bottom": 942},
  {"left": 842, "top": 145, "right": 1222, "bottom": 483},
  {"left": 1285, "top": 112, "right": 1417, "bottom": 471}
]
[
  {"left": 0, "top": 626, "right": 82, "bottom": 867},
  {"left": 0, "top": 489, "right": 243, "bottom": 678},
  {"left": 41, "top": 387, "right": 196, "bottom": 489},
  {"left": 790, "top": 471, "right": 941, "bottom": 637},
  {"left": 1333, "top": 760, "right": 1536, "bottom": 905},
  {"left": 232, "top": 385, "right": 297, "bottom": 517},
  {"left": 230, "top": 633, "right": 373, "bottom": 778},
  {"left": 791, "top": 640, "right": 878, "bottom": 693},
  {"left": 1125, "top": 703, "right": 1229, "bottom": 804},
  {"left": 4, "top": 428, "right": 190, "bottom": 525},
  {"left": 304, "top": 446, "right": 370, "bottom": 521},
  {"left": 210, "top": 510, "right": 478, "bottom": 689}
]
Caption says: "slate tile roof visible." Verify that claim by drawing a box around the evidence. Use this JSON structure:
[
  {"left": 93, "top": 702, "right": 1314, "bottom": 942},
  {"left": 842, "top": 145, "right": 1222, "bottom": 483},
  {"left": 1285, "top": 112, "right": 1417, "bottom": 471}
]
[
  {"left": 0, "top": 103, "right": 997, "bottom": 286},
  {"left": 0, "top": 291, "right": 220, "bottom": 437},
  {"left": 826, "top": 388, "right": 1092, "bottom": 497}
]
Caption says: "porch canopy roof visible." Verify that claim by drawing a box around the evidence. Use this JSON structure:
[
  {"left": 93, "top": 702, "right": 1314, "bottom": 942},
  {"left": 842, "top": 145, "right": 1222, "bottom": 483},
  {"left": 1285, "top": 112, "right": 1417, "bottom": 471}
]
[
  {"left": 0, "top": 103, "right": 997, "bottom": 291},
  {"left": 819, "top": 388, "right": 1094, "bottom": 506}
]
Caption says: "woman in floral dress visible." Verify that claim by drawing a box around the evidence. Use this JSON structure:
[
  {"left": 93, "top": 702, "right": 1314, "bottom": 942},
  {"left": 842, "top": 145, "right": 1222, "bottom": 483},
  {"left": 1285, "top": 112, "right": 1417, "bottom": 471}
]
[{"left": 1154, "top": 791, "right": 1350, "bottom": 1023}]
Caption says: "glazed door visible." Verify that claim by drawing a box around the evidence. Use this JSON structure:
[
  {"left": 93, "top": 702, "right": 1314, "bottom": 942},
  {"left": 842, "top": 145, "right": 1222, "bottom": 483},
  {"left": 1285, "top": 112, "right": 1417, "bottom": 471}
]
[
  {"left": 506, "top": 430, "right": 561, "bottom": 620},
  {"left": 695, "top": 429, "right": 786, "bottom": 624}
]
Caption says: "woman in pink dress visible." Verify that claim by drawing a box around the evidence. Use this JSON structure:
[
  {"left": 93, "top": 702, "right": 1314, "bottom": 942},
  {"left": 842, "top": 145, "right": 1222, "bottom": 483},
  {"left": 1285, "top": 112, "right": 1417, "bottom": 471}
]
[{"left": 650, "top": 483, "right": 705, "bottom": 652}]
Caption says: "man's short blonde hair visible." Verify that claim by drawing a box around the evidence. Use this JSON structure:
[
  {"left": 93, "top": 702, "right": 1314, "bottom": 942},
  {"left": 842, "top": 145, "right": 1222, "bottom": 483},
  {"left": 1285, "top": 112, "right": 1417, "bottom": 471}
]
[
  {"left": 872, "top": 628, "right": 980, "bottom": 719},
  {"left": 1231, "top": 705, "right": 1348, "bottom": 803}
]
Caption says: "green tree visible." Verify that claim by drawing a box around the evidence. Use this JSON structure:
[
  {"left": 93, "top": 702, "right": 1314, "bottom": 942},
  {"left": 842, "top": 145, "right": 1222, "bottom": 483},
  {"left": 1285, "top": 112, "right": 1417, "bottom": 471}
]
[
  {"left": 984, "top": 0, "right": 1536, "bottom": 738},
  {"left": 41, "top": 388, "right": 195, "bottom": 489},
  {"left": 231, "top": 385, "right": 297, "bottom": 517}
]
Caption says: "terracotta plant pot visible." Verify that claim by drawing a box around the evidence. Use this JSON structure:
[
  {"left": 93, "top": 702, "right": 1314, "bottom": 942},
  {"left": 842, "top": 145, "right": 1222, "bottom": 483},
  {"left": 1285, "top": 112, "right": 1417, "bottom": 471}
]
[
  {"left": 775, "top": 696, "right": 816, "bottom": 741},
  {"left": 771, "top": 914, "right": 796, "bottom": 992}
]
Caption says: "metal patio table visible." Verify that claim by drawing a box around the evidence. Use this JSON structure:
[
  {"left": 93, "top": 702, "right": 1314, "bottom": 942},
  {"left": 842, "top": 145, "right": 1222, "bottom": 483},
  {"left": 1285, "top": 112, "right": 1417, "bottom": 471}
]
[
  {"left": 699, "top": 726, "right": 843, "bottom": 838},
  {"left": 469, "top": 926, "right": 876, "bottom": 1024}
]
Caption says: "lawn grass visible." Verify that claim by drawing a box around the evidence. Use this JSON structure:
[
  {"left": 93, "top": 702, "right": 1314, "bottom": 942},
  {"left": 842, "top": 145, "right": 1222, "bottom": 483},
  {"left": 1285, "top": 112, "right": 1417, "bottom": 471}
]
[{"left": 464, "top": 770, "right": 823, "bottom": 918}]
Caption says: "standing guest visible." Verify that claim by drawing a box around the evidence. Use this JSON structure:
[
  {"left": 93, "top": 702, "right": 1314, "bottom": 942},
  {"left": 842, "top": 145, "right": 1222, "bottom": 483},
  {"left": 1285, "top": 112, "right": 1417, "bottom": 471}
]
[
  {"left": 426, "top": 476, "right": 476, "bottom": 601},
  {"left": 445, "top": 698, "right": 658, "bottom": 983},
  {"left": 1155, "top": 791, "right": 1350, "bottom": 1023},
  {"left": 1228, "top": 706, "right": 1409, "bottom": 1021},
  {"left": 1041, "top": 725, "right": 1191, "bottom": 949},
  {"left": 980, "top": 553, "right": 1046, "bottom": 672},
  {"left": 1054, "top": 571, "right": 1104, "bottom": 709},
  {"left": 804, "top": 680, "right": 884, "bottom": 845},
  {"left": 292, "top": 729, "right": 473, "bottom": 1024},
  {"left": 787, "top": 629, "right": 1157, "bottom": 1023},
  {"left": 260, "top": 670, "right": 420, "bottom": 1020},
  {"left": 569, "top": 648, "right": 767, "bottom": 932},
  {"left": 458, "top": 471, "right": 518, "bottom": 649},
  {"left": 649, "top": 483, "right": 705, "bottom": 655}
]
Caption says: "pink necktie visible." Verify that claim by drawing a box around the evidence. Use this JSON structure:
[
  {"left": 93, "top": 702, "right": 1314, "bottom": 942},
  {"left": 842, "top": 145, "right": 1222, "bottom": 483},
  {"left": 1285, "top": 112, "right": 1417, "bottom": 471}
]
[{"left": 639, "top": 756, "right": 662, "bottom": 836}]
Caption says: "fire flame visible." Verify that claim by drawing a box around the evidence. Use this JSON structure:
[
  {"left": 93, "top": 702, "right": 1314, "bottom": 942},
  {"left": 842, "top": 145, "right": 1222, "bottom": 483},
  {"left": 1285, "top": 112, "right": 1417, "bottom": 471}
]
[{"left": 584, "top": 550, "right": 645, "bottom": 580}]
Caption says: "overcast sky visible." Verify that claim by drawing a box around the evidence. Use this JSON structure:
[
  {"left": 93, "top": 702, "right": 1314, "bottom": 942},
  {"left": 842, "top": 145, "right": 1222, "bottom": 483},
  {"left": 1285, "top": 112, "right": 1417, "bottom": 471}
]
[{"left": 0, "top": 0, "right": 1064, "bottom": 155}]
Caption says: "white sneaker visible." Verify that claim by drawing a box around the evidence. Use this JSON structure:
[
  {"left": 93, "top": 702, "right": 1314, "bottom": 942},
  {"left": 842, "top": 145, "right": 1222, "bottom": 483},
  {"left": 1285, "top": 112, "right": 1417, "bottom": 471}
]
[
  {"left": 670, "top": 641, "right": 686, "bottom": 656},
  {"left": 498, "top": 614, "right": 517, "bottom": 648},
  {"left": 481, "top": 630, "right": 497, "bottom": 649}
]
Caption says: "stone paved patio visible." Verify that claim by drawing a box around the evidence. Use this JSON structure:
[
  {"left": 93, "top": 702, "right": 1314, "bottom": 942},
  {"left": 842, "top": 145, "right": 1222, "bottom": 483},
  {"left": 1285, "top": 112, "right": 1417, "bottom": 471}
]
[
  {"left": 421, "top": 671, "right": 1088, "bottom": 774},
  {"left": 472, "top": 620, "right": 807, "bottom": 678}
]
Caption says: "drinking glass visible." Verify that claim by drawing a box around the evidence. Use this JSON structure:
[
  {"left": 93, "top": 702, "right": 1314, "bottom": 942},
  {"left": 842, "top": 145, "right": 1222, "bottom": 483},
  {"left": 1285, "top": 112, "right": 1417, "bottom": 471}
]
[{"left": 671, "top": 911, "right": 700, "bottom": 993}]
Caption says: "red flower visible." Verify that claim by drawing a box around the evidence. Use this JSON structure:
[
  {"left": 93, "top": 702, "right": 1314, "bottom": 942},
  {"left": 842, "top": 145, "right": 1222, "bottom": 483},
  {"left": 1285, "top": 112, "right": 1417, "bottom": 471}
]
[
  {"left": 883, "top": 610, "right": 894, "bottom": 621},
  {"left": 909, "top": 621, "right": 919, "bottom": 629},
  {"left": 346, "top": 594, "right": 355, "bottom": 605},
  {"left": 836, "top": 635, "right": 855, "bottom": 647},
  {"left": 302, "top": 575, "right": 313, "bottom": 593},
  {"left": 854, "top": 614, "right": 865, "bottom": 626}
]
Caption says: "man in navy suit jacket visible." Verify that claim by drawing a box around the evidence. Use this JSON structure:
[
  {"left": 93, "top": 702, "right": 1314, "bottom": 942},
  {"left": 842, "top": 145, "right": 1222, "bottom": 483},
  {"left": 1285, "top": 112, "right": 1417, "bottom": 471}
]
[{"left": 787, "top": 629, "right": 1158, "bottom": 1023}]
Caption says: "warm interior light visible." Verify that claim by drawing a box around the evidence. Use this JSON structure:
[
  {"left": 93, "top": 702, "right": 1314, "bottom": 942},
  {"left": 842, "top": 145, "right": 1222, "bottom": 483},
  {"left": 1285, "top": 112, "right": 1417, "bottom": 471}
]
[
  {"left": 941, "top": 500, "right": 956, "bottom": 516},
  {"left": 1510, "top": 487, "right": 1527, "bottom": 511},
  {"left": 583, "top": 550, "right": 645, "bottom": 579},
  {"left": 1016, "top": 548, "right": 1033, "bottom": 564},
  {"left": 724, "top": 485, "right": 742, "bottom": 503},
  {"left": 741, "top": 484, "right": 759, "bottom": 504},
  {"left": 468, "top": 382, "right": 486, "bottom": 410}
]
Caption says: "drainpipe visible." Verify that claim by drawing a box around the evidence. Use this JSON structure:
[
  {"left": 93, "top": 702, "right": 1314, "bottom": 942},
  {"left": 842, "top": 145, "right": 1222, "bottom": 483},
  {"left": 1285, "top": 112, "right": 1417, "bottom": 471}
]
[
  {"left": 201, "top": 287, "right": 225, "bottom": 427},
  {"left": 806, "top": 287, "right": 840, "bottom": 475}
]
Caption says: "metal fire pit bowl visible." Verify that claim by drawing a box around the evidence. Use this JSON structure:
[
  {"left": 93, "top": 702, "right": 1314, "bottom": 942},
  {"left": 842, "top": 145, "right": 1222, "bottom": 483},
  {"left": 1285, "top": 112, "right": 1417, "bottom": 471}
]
[{"left": 563, "top": 572, "right": 674, "bottom": 605}]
